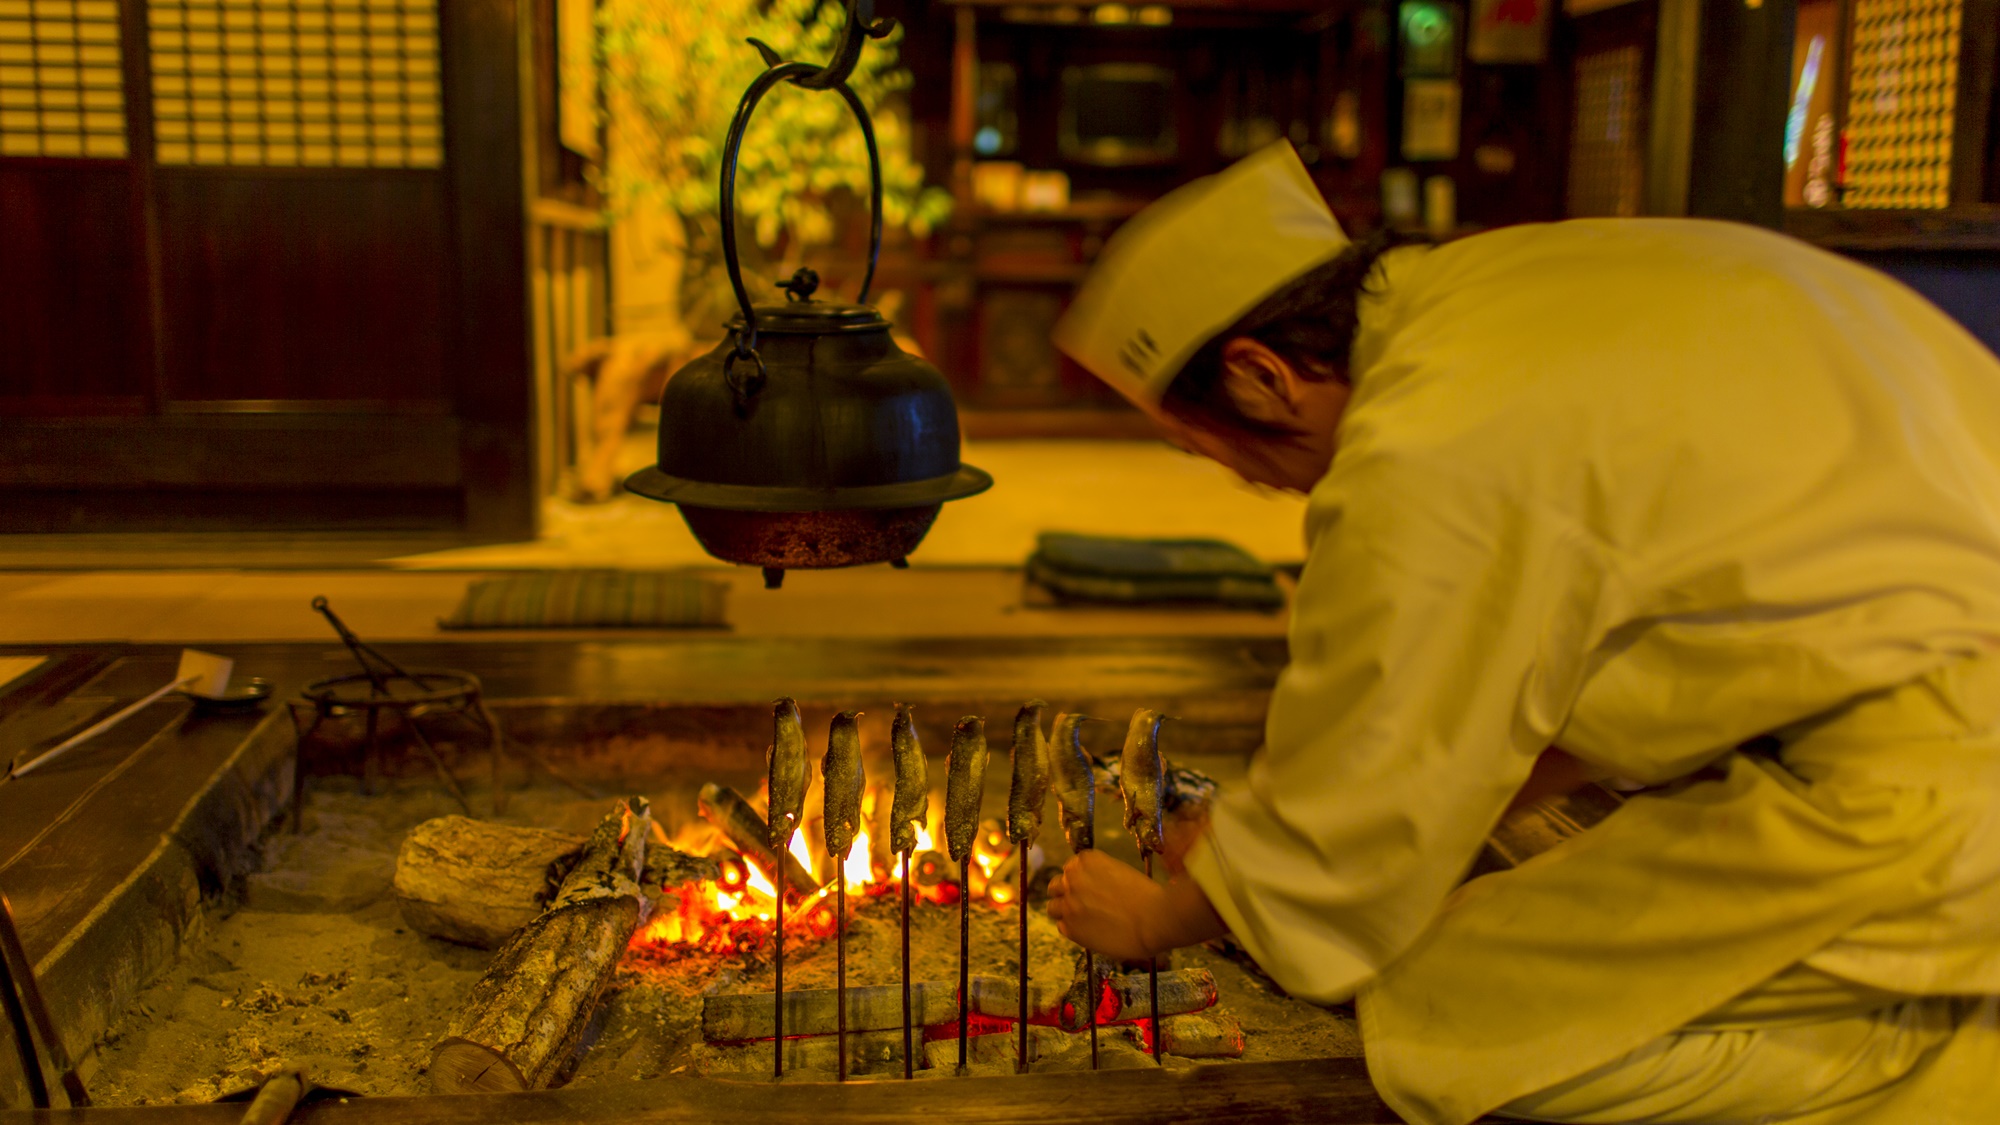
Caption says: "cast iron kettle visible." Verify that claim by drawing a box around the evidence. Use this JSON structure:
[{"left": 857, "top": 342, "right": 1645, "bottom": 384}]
[{"left": 625, "top": 0, "right": 990, "bottom": 589}]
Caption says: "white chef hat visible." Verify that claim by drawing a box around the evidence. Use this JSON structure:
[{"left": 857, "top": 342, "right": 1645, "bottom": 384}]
[{"left": 1052, "top": 141, "right": 1350, "bottom": 405}]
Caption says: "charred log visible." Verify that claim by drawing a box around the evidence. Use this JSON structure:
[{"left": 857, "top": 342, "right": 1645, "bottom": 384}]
[
  {"left": 394, "top": 815, "right": 716, "bottom": 949},
  {"left": 702, "top": 980, "right": 959, "bottom": 1041},
  {"left": 428, "top": 798, "right": 653, "bottom": 1094}
]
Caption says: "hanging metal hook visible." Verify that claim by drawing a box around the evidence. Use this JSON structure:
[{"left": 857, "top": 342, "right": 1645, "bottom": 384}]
[
  {"left": 715, "top": 0, "right": 890, "bottom": 390},
  {"left": 746, "top": 0, "right": 895, "bottom": 91}
]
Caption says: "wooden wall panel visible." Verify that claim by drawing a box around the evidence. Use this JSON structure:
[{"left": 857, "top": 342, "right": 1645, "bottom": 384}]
[
  {"left": 0, "top": 162, "right": 146, "bottom": 404},
  {"left": 155, "top": 171, "right": 450, "bottom": 403},
  {"left": 0, "top": 416, "right": 461, "bottom": 487}
]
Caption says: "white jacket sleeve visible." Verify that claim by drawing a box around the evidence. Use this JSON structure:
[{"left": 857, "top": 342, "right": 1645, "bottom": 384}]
[{"left": 1185, "top": 441, "right": 1617, "bottom": 1003}]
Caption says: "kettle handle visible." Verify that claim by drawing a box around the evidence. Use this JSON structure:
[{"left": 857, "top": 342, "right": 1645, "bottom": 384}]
[{"left": 716, "top": 3, "right": 888, "bottom": 367}]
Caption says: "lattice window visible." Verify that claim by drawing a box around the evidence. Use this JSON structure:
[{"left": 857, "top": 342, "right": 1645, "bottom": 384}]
[
  {"left": 1844, "top": 0, "right": 1962, "bottom": 209},
  {"left": 147, "top": 0, "right": 442, "bottom": 168},
  {"left": 0, "top": 0, "right": 129, "bottom": 159},
  {"left": 1566, "top": 44, "right": 1644, "bottom": 218}
]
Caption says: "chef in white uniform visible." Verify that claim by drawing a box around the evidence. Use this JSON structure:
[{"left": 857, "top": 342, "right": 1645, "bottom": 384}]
[{"left": 1042, "top": 141, "right": 2000, "bottom": 1123}]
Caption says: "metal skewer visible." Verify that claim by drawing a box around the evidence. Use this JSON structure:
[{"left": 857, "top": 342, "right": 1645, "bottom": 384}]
[
  {"left": 1086, "top": 948, "right": 1099, "bottom": 1067},
  {"left": 774, "top": 883, "right": 787, "bottom": 1079},
  {"left": 1017, "top": 856, "right": 1029, "bottom": 1072},
  {"left": 1049, "top": 712, "right": 1100, "bottom": 1070},
  {"left": 943, "top": 716, "right": 989, "bottom": 1074},
  {"left": 822, "top": 711, "right": 865, "bottom": 1084},
  {"left": 1145, "top": 852, "right": 1161, "bottom": 1063},
  {"left": 767, "top": 699, "right": 810, "bottom": 1082},
  {"left": 902, "top": 850, "right": 914, "bottom": 1078},
  {"left": 888, "top": 704, "right": 928, "bottom": 1080},
  {"left": 1004, "top": 701, "right": 1050, "bottom": 1075},
  {"left": 837, "top": 874, "right": 848, "bottom": 1082},
  {"left": 1118, "top": 708, "right": 1169, "bottom": 1067},
  {"left": 958, "top": 859, "right": 972, "bottom": 1069}
]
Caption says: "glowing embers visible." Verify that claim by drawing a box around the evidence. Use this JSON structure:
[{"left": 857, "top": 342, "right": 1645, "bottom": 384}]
[
  {"left": 631, "top": 793, "right": 1000, "bottom": 960},
  {"left": 0, "top": 0, "right": 128, "bottom": 159},
  {"left": 145, "top": 0, "right": 441, "bottom": 168}
]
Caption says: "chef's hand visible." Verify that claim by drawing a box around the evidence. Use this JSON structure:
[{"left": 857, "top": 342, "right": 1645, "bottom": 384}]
[
  {"left": 1162, "top": 810, "right": 1209, "bottom": 877},
  {"left": 1045, "top": 850, "right": 1228, "bottom": 961}
]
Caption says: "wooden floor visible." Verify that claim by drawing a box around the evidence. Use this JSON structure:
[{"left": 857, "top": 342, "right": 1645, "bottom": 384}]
[
  {"left": 0, "top": 1057, "right": 1401, "bottom": 1123},
  {"left": 0, "top": 566, "right": 1291, "bottom": 645}
]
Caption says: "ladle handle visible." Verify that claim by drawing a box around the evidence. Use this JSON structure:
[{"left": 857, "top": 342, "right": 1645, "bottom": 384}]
[{"left": 717, "top": 7, "right": 887, "bottom": 362}]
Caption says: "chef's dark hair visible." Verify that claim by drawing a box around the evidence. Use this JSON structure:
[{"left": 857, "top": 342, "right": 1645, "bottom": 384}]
[{"left": 1162, "top": 229, "right": 1427, "bottom": 437}]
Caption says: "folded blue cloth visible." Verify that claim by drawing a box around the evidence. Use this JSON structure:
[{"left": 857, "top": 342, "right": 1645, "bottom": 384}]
[{"left": 1026, "top": 533, "right": 1284, "bottom": 609}]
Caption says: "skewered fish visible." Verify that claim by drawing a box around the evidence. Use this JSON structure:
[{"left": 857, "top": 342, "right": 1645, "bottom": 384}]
[
  {"left": 1049, "top": 712, "right": 1096, "bottom": 852},
  {"left": 767, "top": 697, "right": 809, "bottom": 850},
  {"left": 1098, "top": 755, "right": 1216, "bottom": 818},
  {"left": 822, "top": 710, "right": 865, "bottom": 861},
  {"left": 944, "top": 717, "right": 988, "bottom": 863},
  {"left": 1120, "top": 708, "right": 1167, "bottom": 853},
  {"left": 698, "top": 782, "right": 818, "bottom": 894},
  {"left": 1007, "top": 700, "right": 1051, "bottom": 844},
  {"left": 889, "top": 703, "right": 929, "bottom": 855}
]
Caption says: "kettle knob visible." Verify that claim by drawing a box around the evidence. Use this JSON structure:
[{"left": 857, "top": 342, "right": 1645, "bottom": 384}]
[{"left": 777, "top": 268, "right": 821, "bottom": 303}]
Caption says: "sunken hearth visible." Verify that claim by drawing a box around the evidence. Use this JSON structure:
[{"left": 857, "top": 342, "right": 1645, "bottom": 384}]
[{"left": 81, "top": 703, "right": 1362, "bottom": 1106}]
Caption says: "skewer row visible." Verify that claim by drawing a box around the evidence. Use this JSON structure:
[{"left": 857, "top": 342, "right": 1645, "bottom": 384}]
[{"left": 753, "top": 697, "right": 1182, "bottom": 1080}]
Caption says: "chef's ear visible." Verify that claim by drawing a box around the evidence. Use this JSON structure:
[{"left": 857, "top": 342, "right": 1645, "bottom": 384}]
[{"left": 1218, "top": 338, "right": 1308, "bottom": 429}]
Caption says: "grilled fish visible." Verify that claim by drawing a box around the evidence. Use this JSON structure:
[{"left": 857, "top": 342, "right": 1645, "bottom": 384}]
[
  {"left": 889, "top": 703, "right": 929, "bottom": 855},
  {"left": 1006, "top": 700, "right": 1050, "bottom": 845},
  {"left": 767, "top": 697, "right": 809, "bottom": 850},
  {"left": 1049, "top": 712, "right": 1096, "bottom": 852},
  {"left": 698, "top": 782, "right": 818, "bottom": 895},
  {"left": 943, "top": 716, "right": 988, "bottom": 864},
  {"left": 1120, "top": 708, "right": 1167, "bottom": 853},
  {"left": 822, "top": 710, "right": 865, "bottom": 861}
]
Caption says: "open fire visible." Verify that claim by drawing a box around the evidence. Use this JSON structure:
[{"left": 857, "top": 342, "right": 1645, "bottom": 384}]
[{"left": 633, "top": 786, "right": 1025, "bottom": 960}]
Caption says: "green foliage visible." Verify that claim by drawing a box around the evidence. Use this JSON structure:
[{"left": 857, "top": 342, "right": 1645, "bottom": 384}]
[{"left": 600, "top": 0, "right": 952, "bottom": 328}]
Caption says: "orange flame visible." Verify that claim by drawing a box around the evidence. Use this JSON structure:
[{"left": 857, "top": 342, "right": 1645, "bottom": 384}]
[
  {"left": 630, "top": 794, "right": 1013, "bottom": 958},
  {"left": 843, "top": 827, "right": 874, "bottom": 891}
]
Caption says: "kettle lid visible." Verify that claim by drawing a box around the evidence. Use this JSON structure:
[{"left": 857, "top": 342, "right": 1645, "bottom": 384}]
[
  {"left": 728, "top": 300, "right": 887, "bottom": 336},
  {"left": 731, "top": 266, "right": 889, "bottom": 336}
]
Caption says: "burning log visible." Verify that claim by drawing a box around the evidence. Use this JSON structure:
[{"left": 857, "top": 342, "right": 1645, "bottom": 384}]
[
  {"left": 699, "top": 783, "right": 818, "bottom": 896},
  {"left": 966, "top": 975, "right": 1071, "bottom": 1024},
  {"left": 1159, "top": 1010, "right": 1246, "bottom": 1058},
  {"left": 428, "top": 798, "right": 654, "bottom": 1094},
  {"left": 709, "top": 1030, "right": 912, "bottom": 1077},
  {"left": 923, "top": 1027, "right": 1075, "bottom": 1072},
  {"left": 1104, "top": 966, "right": 1218, "bottom": 1023},
  {"left": 965, "top": 969, "right": 1217, "bottom": 1030},
  {"left": 702, "top": 981, "right": 959, "bottom": 1041},
  {"left": 393, "top": 815, "right": 716, "bottom": 949}
]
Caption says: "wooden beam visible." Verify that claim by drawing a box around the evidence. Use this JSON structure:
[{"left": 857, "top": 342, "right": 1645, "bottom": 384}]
[
  {"left": 1953, "top": 0, "right": 1999, "bottom": 205},
  {"left": 1784, "top": 205, "right": 2000, "bottom": 250},
  {"left": 0, "top": 1058, "right": 1402, "bottom": 1123},
  {"left": 1684, "top": 0, "right": 1798, "bottom": 227},
  {"left": 443, "top": 0, "right": 538, "bottom": 542},
  {"left": 1644, "top": 0, "right": 1702, "bottom": 217}
]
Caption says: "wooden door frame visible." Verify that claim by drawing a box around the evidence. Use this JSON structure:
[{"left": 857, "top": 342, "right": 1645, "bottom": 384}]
[{"left": 0, "top": 0, "right": 537, "bottom": 542}]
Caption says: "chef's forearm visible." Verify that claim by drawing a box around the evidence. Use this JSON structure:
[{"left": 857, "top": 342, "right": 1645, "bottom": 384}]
[{"left": 1139, "top": 873, "right": 1230, "bottom": 956}]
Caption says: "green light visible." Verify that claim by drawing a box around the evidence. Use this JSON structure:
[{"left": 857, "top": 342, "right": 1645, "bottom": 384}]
[{"left": 1402, "top": 2, "right": 1449, "bottom": 48}]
